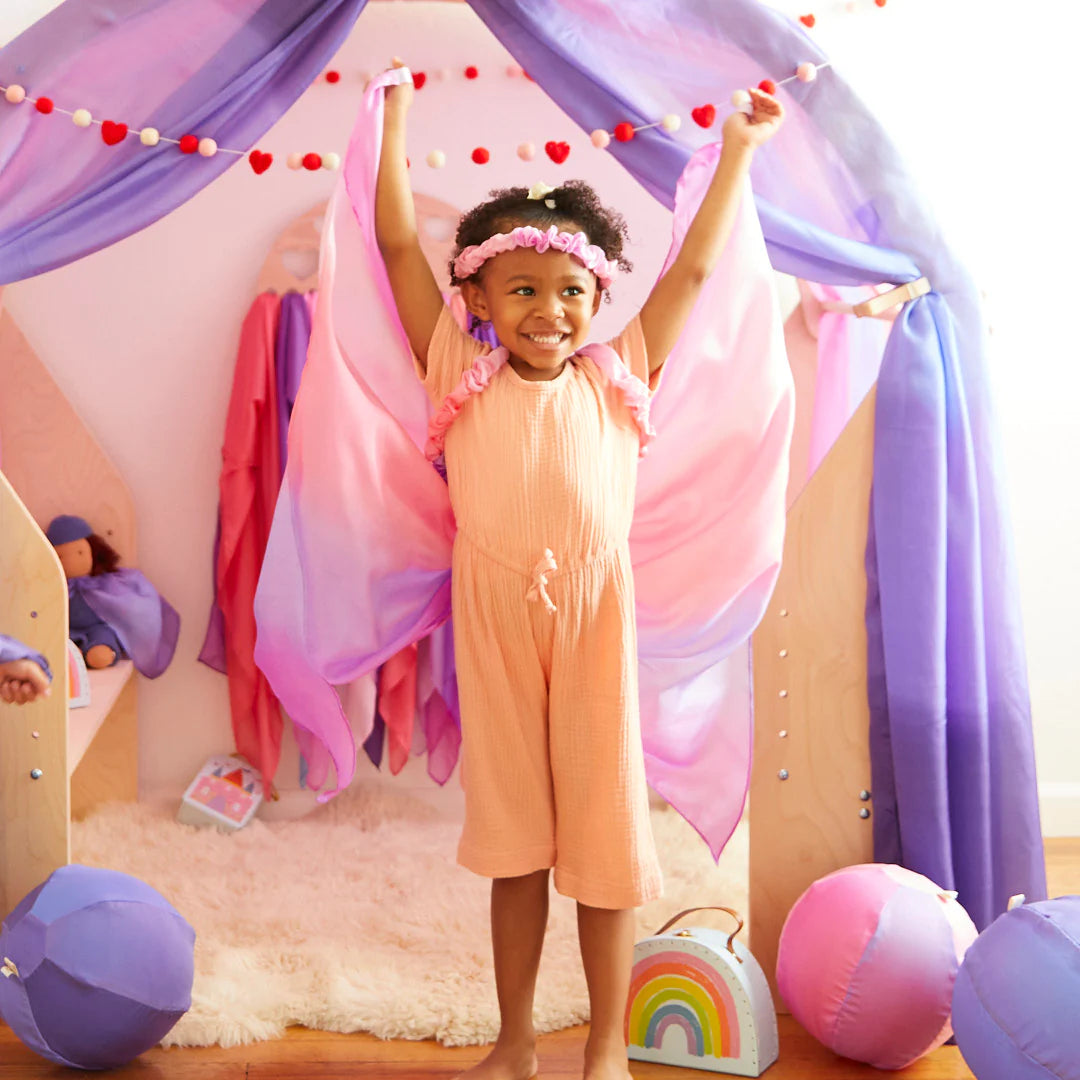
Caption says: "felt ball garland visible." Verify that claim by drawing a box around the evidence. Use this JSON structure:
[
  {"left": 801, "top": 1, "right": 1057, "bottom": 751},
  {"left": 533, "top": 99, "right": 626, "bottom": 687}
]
[{"left": 2, "top": 15, "right": 878, "bottom": 181}]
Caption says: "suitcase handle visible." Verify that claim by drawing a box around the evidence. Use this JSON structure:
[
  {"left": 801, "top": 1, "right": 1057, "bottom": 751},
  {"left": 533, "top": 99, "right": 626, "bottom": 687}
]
[{"left": 651, "top": 906, "right": 744, "bottom": 960}]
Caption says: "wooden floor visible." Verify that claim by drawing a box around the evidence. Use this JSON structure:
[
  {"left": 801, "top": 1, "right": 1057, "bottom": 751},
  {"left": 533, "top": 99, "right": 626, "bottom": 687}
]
[{"left": 3, "top": 839, "right": 1076, "bottom": 1079}]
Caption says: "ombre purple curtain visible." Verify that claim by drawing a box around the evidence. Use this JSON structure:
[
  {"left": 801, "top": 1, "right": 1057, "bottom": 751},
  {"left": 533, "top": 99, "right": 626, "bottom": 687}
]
[
  {"left": 0, "top": 0, "right": 367, "bottom": 284},
  {"left": 469, "top": 0, "right": 1046, "bottom": 927}
]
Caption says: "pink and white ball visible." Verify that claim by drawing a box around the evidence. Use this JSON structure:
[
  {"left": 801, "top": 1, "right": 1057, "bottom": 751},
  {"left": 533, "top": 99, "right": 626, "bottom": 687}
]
[{"left": 777, "top": 864, "right": 978, "bottom": 1070}]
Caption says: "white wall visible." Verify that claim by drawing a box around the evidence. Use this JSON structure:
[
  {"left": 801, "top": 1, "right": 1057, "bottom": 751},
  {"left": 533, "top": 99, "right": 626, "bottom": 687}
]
[{"left": 3, "top": 1, "right": 1077, "bottom": 831}]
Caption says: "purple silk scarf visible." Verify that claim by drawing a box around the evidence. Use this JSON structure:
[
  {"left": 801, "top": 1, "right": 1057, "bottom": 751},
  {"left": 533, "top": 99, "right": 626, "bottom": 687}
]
[
  {"left": 0, "top": 633, "right": 52, "bottom": 680},
  {"left": 72, "top": 569, "right": 179, "bottom": 678}
]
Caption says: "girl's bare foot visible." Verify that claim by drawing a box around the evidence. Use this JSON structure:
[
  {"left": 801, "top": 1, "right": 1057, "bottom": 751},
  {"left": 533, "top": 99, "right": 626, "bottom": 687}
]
[
  {"left": 456, "top": 1035, "right": 538, "bottom": 1080},
  {"left": 582, "top": 1035, "right": 633, "bottom": 1080}
]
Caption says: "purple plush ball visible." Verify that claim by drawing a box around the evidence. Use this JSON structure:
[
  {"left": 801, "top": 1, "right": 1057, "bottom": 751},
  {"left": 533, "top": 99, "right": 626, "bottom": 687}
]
[
  {"left": 0, "top": 865, "right": 194, "bottom": 1070},
  {"left": 952, "top": 896, "right": 1080, "bottom": 1080}
]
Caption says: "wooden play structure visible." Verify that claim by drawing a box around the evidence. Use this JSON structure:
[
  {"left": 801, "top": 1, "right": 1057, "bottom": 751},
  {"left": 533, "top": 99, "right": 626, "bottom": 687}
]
[
  {"left": 0, "top": 294, "right": 139, "bottom": 917},
  {"left": 747, "top": 281, "right": 923, "bottom": 1001}
]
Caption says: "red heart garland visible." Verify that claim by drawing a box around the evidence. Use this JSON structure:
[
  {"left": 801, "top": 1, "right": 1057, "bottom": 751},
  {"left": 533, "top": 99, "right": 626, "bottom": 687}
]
[
  {"left": 691, "top": 104, "right": 716, "bottom": 129},
  {"left": 545, "top": 140, "right": 570, "bottom": 165},
  {"left": 101, "top": 120, "right": 128, "bottom": 146},
  {"left": 248, "top": 150, "right": 273, "bottom": 175},
  {"left": 799, "top": 13, "right": 816, "bottom": 27},
  {"left": 413, "top": 71, "right": 427, "bottom": 90}
]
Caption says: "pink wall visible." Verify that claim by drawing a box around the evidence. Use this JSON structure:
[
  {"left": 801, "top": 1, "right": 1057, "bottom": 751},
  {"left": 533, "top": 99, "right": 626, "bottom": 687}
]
[{"left": 3, "top": 2, "right": 684, "bottom": 811}]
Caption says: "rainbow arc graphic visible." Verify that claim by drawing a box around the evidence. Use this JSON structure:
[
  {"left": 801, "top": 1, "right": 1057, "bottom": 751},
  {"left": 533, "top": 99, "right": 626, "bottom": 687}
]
[{"left": 625, "top": 949, "right": 740, "bottom": 1059}]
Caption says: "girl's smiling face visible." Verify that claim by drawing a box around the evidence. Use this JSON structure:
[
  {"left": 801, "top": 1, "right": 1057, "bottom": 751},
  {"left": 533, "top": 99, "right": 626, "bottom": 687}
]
[{"left": 460, "top": 244, "right": 603, "bottom": 379}]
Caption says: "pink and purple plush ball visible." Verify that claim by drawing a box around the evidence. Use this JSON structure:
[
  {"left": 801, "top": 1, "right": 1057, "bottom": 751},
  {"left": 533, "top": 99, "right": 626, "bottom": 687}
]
[{"left": 777, "top": 863, "right": 978, "bottom": 1070}]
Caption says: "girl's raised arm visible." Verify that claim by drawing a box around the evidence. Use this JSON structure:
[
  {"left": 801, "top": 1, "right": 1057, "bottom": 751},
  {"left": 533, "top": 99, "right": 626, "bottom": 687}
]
[
  {"left": 375, "top": 61, "right": 445, "bottom": 373},
  {"left": 638, "top": 88, "right": 783, "bottom": 378}
]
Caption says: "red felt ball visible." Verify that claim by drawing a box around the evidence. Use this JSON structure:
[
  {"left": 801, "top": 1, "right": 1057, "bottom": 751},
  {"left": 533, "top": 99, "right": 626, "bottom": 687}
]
[
  {"left": 471, "top": 146, "right": 490, "bottom": 164},
  {"left": 799, "top": 13, "right": 816, "bottom": 27},
  {"left": 179, "top": 133, "right": 199, "bottom": 154},
  {"left": 758, "top": 79, "right": 777, "bottom": 95},
  {"left": 875, "top": 0, "right": 887, "bottom": 6},
  {"left": 325, "top": 70, "right": 341, "bottom": 84},
  {"left": 614, "top": 122, "right": 635, "bottom": 142},
  {"left": 35, "top": 96, "right": 54, "bottom": 114},
  {"left": 303, "top": 152, "right": 322, "bottom": 171},
  {"left": 465, "top": 65, "right": 479, "bottom": 79},
  {"left": 413, "top": 71, "right": 427, "bottom": 89}
]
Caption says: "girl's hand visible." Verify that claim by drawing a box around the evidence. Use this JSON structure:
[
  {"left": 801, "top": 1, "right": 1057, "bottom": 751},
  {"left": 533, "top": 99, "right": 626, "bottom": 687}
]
[
  {"left": 382, "top": 57, "right": 414, "bottom": 112},
  {"left": 721, "top": 87, "right": 784, "bottom": 151}
]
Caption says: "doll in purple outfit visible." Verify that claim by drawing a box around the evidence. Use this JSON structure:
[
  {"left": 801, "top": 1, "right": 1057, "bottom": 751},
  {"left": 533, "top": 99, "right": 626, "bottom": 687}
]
[{"left": 46, "top": 515, "right": 180, "bottom": 676}]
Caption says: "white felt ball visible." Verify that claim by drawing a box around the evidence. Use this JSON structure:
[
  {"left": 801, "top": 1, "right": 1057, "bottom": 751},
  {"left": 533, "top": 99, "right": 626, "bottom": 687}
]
[
  {"left": 4, "top": 85, "right": 26, "bottom": 104},
  {"left": 590, "top": 129, "right": 611, "bottom": 149},
  {"left": 140, "top": 127, "right": 160, "bottom": 147},
  {"left": 436, "top": 68, "right": 451, "bottom": 81},
  {"left": 731, "top": 89, "right": 752, "bottom": 108},
  {"left": 797, "top": 62, "right": 818, "bottom": 83},
  {"left": 198, "top": 138, "right": 218, "bottom": 157},
  {"left": 72, "top": 108, "right": 93, "bottom": 128},
  {"left": 517, "top": 141, "right": 535, "bottom": 161},
  {"left": 322, "top": 152, "right": 341, "bottom": 171},
  {"left": 287, "top": 152, "right": 304, "bottom": 170},
  {"left": 426, "top": 149, "right": 446, "bottom": 169},
  {"left": 660, "top": 113, "right": 681, "bottom": 133},
  {"left": 505, "top": 64, "right": 521, "bottom": 77}
]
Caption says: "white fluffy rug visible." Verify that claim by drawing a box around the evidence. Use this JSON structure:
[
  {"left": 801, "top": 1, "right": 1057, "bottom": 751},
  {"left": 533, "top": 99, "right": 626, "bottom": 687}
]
[{"left": 71, "top": 786, "right": 747, "bottom": 1049}]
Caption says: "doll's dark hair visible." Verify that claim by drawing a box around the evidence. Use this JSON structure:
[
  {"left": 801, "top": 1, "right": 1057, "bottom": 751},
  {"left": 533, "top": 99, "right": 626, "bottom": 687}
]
[
  {"left": 87, "top": 533, "right": 121, "bottom": 576},
  {"left": 448, "top": 180, "right": 632, "bottom": 297}
]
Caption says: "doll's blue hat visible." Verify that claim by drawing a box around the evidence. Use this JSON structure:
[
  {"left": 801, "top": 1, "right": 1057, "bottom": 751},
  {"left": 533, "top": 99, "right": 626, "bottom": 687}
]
[{"left": 46, "top": 515, "right": 93, "bottom": 545}]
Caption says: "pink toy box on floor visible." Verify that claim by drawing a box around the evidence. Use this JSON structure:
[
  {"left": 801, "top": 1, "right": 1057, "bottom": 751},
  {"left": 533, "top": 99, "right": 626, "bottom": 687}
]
[
  {"left": 776, "top": 864, "right": 978, "bottom": 1070},
  {"left": 625, "top": 907, "right": 778, "bottom": 1077}
]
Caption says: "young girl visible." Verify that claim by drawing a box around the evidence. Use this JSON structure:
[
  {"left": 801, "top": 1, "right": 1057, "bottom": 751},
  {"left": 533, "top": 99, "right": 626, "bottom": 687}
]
[{"left": 373, "top": 60, "right": 783, "bottom": 1080}]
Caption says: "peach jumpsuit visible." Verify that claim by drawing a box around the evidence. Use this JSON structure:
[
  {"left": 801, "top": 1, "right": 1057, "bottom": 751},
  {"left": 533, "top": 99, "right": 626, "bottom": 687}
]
[{"left": 419, "top": 307, "right": 663, "bottom": 909}]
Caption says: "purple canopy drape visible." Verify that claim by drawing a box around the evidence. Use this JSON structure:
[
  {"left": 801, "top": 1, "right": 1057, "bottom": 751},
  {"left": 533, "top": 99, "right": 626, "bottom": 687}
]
[
  {"left": 0, "top": 0, "right": 1044, "bottom": 928},
  {"left": 0, "top": 0, "right": 365, "bottom": 284}
]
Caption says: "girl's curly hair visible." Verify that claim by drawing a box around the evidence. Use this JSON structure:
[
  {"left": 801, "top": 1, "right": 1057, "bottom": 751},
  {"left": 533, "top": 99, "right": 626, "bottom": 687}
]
[{"left": 448, "top": 180, "right": 632, "bottom": 297}]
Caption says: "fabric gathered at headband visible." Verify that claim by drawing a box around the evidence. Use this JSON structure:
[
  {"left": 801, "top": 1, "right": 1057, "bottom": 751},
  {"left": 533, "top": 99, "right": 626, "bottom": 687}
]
[{"left": 452, "top": 225, "right": 618, "bottom": 288}]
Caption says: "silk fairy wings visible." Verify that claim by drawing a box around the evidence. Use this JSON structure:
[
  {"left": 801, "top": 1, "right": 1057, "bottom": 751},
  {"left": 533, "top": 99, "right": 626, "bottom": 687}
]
[{"left": 255, "top": 69, "right": 793, "bottom": 857}]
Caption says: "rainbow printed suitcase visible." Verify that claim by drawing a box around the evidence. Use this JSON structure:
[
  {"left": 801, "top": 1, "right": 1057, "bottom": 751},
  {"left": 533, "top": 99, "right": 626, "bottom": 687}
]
[{"left": 625, "top": 906, "right": 778, "bottom": 1076}]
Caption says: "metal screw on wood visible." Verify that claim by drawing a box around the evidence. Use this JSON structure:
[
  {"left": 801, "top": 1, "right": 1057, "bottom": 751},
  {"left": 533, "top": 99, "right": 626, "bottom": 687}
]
[
  {"left": 859, "top": 808, "right": 871, "bottom": 819},
  {"left": 778, "top": 769, "right": 789, "bottom": 781},
  {"left": 30, "top": 768, "right": 43, "bottom": 780}
]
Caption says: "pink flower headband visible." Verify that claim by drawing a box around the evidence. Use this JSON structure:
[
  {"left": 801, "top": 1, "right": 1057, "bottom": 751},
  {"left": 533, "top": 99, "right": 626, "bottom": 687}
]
[{"left": 453, "top": 224, "right": 618, "bottom": 289}]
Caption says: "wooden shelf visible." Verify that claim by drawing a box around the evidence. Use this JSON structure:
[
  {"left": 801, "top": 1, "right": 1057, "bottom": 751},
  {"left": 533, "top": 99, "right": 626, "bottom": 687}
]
[{"left": 68, "top": 660, "right": 135, "bottom": 776}]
